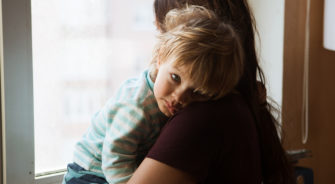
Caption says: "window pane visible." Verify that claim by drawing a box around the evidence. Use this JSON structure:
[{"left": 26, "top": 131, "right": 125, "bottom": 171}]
[{"left": 32, "top": 0, "right": 156, "bottom": 174}]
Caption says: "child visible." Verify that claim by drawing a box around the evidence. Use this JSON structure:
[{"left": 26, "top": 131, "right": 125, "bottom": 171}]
[{"left": 62, "top": 5, "right": 244, "bottom": 184}]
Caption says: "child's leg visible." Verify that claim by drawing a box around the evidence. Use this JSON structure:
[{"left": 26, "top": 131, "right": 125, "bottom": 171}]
[{"left": 62, "top": 163, "right": 108, "bottom": 184}]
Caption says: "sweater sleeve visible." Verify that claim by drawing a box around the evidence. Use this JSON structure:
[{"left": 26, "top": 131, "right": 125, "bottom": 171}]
[{"left": 101, "top": 102, "right": 151, "bottom": 184}]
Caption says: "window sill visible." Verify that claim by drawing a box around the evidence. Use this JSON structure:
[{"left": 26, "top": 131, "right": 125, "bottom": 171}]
[{"left": 36, "top": 172, "right": 65, "bottom": 184}]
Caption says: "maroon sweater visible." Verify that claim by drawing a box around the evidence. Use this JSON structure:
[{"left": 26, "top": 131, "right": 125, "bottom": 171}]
[{"left": 147, "top": 93, "right": 262, "bottom": 184}]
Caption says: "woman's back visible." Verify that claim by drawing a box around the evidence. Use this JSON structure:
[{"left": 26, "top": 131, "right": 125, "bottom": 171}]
[{"left": 147, "top": 93, "right": 262, "bottom": 183}]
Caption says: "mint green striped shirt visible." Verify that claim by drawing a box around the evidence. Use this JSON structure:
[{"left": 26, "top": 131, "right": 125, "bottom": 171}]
[{"left": 73, "top": 70, "right": 167, "bottom": 183}]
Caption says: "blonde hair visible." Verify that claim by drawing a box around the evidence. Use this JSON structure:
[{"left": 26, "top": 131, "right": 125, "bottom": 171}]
[{"left": 151, "top": 5, "right": 244, "bottom": 99}]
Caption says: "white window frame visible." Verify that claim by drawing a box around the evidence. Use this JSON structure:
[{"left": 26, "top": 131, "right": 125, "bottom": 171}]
[{"left": 1, "top": 0, "right": 63, "bottom": 183}]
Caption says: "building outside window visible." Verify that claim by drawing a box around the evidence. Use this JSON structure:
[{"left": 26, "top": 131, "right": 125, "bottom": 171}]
[{"left": 32, "top": 0, "right": 156, "bottom": 176}]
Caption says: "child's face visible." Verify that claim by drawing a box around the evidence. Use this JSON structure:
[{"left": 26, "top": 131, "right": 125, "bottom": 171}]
[{"left": 154, "top": 59, "right": 210, "bottom": 117}]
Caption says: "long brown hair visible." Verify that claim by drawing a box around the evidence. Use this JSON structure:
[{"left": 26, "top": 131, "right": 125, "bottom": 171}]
[{"left": 154, "top": 0, "right": 295, "bottom": 183}]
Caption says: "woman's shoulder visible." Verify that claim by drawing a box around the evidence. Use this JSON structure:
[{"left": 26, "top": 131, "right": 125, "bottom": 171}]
[
  {"left": 169, "top": 92, "right": 257, "bottom": 139},
  {"left": 148, "top": 92, "right": 262, "bottom": 183},
  {"left": 176, "top": 92, "right": 250, "bottom": 119}
]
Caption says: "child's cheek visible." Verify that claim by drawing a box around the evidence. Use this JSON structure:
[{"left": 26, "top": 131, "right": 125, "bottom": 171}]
[
  {"left": 153, "top": 78, "right": 163, "bottom": 97},
  {"left": 154, "top": 78, "right": 170, "bottom": 98}
]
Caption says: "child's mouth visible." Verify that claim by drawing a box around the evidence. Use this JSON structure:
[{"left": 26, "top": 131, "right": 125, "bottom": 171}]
[{"left": 165, "top": 101, "right": 177, "bottom": 115}]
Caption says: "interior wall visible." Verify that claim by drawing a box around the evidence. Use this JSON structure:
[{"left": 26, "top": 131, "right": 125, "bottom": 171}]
[
  {"left": 248, "top": 0, "right": 285, "bottom": 107},
  {"left": 0, "top": 85, "right": 2, "bottom": 183},
  {"left": 0, "top": 86, "right": 2, "bottom": 184},
  {"left": 1, "top": 0, "right": 3, "bottom": 182},
  {"left": 282, "top": 0, "right": 335, "bottom": 183}
]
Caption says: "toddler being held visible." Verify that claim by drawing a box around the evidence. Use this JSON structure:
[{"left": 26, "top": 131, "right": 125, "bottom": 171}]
[{"left": 62, "top": 5, "right": 244, "bottom": 184}]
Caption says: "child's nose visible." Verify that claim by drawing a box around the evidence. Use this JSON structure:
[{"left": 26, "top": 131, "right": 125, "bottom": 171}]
[{"left": 173, "top": 89, "right": 190, "bottom": 105}]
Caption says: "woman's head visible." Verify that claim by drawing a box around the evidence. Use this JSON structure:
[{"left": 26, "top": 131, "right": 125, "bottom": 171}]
[
  {"left": 154, "top": 0, "right": 256, "bottom": 41},
  {"left": 152, "top": 5, "right": 244, "bottom": 117}
]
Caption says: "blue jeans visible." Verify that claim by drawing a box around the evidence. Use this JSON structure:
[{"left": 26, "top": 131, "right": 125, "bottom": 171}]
[{"left": 62, "top": 163, "right": 108, "bottom": 184}]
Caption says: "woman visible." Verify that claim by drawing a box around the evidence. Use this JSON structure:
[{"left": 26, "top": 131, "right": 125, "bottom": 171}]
[{"left": 128, "top": 0, "right": 295, "bottom": 183}]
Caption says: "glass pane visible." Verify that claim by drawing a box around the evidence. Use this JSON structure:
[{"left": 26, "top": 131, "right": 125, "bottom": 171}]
[{"left": 32, "top": 0, "right": 156, "bottom": 174}]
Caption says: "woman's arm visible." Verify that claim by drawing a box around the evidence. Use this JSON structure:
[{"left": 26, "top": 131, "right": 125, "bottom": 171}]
[{"left": 127, "top": 158, "right": 196, "bottom": 184}]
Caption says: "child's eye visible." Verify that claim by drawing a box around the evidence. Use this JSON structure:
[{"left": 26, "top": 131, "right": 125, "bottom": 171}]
[
  {"left": 192, "top": 90, "right": 206, "bottom": 97},
  {"left": 192, "top": 90, "right": 211, "bottom": 100},
  {"left": 171, "top": 73, "right": 181, "bottom": 82}
]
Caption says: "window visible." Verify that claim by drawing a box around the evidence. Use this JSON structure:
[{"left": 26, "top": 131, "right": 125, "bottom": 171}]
[
  {"left": 1, "top": 0, "right": 156, "bottom": 183},
  {"left": 32, "top": 0, "right": 156, "bottom": 176},
  {"left": 1, "top": 0, "right": 285, "bottom": 183}
]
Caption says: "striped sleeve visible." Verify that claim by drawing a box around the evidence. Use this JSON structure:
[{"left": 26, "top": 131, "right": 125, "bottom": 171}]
[{"left": 101, "top": 101, "right": 151, "bottom": 184}]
